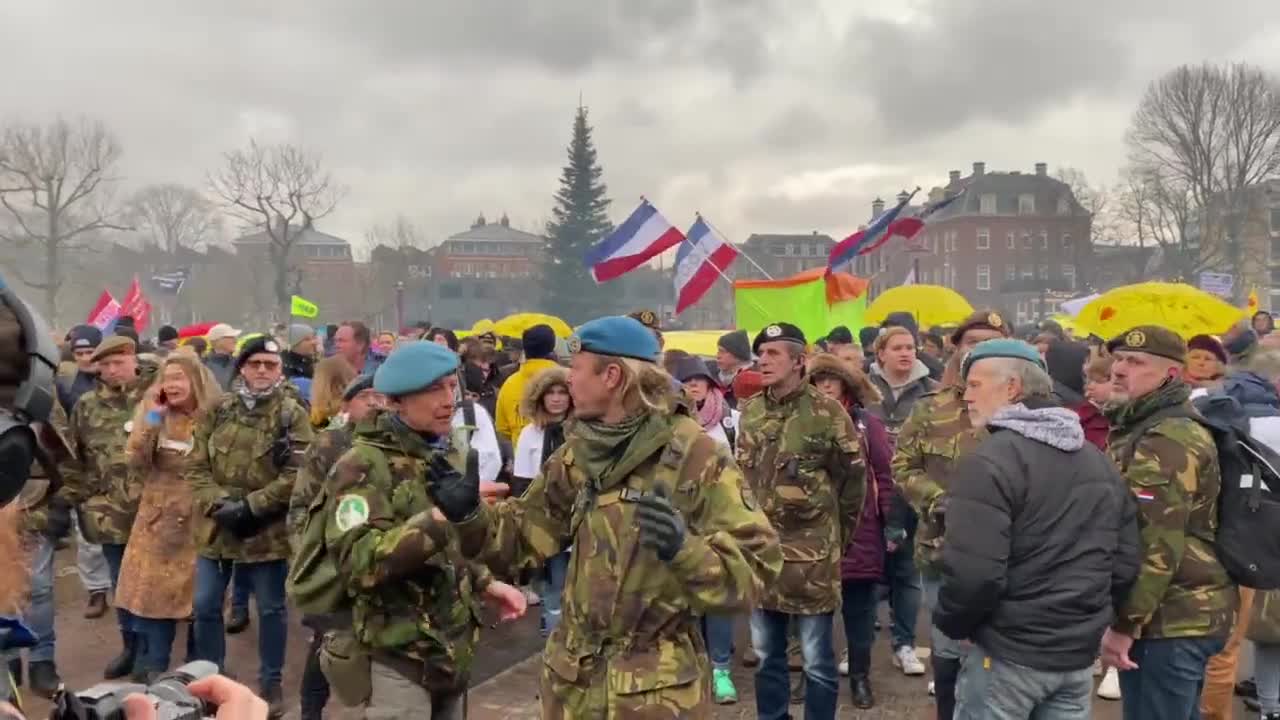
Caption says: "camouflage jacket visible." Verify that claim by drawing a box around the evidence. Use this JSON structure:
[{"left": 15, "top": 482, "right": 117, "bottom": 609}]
[
  {"left": 287, "top": 414, "right": 357, "bottom": 546},
  {"left": 20, "top": 397, "right": 72, "bottom": 536},
  {"left": 188, "top": 387, "right": 313, "bottom": 562},
  {"left": 323, "top": 413, "right": 492, "bottom": 692},
  {"left": 1106, "top": 381, "right": 1237, "bottom": 639},
  {"left": 451, "top": 412, "right": 780, "bottom": 714},
  {"left": 736, "top": 382, "right": 865, "bottom": 614},
  {"left": 890, "top": 383, "right": 987, "bottom": 577},
  {"left": 60, "top": 375, "right": 153, "bottom": 544}
]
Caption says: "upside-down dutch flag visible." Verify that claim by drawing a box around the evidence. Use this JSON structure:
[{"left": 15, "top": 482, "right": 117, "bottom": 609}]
[
  {"left": 86, "top": 290, "right": 121, "bottom": 331},
  {"left": 825, "top": 190, "right": 917, "bottom": 274},
  {"left": 858, "top": 190, "right": 968, "bottom": 257},
  {"left": 674, "top": 216, "right": 739, "bottom": 314},
  {"left": 585, "top": 199, "right": 686, "bottom": 283}
]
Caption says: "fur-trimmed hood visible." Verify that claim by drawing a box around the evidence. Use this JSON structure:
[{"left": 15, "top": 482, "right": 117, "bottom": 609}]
[
  {"left": 807, "top": 352, "right": 882, "bottom": 407},
  {"left": 519, "top": 365, "right": 570, "bottom": 420}
]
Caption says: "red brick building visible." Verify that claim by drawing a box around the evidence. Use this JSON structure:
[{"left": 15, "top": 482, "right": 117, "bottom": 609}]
[{"left": 852, "top": 162, "right": 1094, "bottom": 325}]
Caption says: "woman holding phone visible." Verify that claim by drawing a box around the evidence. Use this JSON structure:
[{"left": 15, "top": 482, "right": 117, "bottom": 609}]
[{"left": 116, "top": 353, "right": 222, "bottom": 679}]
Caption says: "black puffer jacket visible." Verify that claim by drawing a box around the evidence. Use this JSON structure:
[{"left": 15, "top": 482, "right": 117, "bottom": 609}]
[{"left": 935, "top": 397, "right": 1140, "bottom": 672}]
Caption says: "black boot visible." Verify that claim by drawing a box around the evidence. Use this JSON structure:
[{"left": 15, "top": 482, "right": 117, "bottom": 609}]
[
  {"left": 933, "top": 657, "right": 961, "bottom": 720},
  {"left": 6, "top": 656, "right": 20, "bottom": 688},
  {"left": 261, "top": 683, "right": 285, "bottom": 720},
  {"left": 103, "top": 633, "right": 138, "bottom": 680},
  {"left": 27, "top": 660, "right": 61, "bottom": 699},
  {"left": 850, "top": 674, "right": 875, "bottom": 709}
]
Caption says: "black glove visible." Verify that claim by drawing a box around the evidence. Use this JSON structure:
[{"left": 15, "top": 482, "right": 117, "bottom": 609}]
[
  {"left": 43, "top": 498, "right": 73, "bottom": 540},
  {"left": 427, "top": 450, "right": 480, "bottom": 523},
  {"left": 211, "top": 499, "right": 258, "bottom": 539},
  {"left": 635, "top": 486, "right": 687, "bottom": 563},
  {"left": 270, "top": 435, "right": 292, "bottom": 469}
]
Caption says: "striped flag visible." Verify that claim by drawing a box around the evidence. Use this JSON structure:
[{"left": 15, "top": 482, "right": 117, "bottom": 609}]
[
  {"left": 584, "top": 199, "right": 686, "bottom": 283},
  {"left": 674, "top": 216, "right": 738, "bottom": 314}
]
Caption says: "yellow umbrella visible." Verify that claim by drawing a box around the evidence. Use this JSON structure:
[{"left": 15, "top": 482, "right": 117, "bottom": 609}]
[
  {"left": 663, "top": 330, "right": 732, "bottom": 357},
  {"left": 470, "top": 318, "right": 495, "bottom": 335},
  {"left": 865, "top": 285, "right": 974, "bottom": 329},
  {"left": 493, "top": 312, "right": 573, "bottom": 338},
  {"left": 1075, "top": 282, "right": 1245, "bottom": 340}
]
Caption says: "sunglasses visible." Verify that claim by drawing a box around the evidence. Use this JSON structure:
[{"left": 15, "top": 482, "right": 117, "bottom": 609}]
[{"left": 244, "top": 360, "right": 281, "bottom": 371}]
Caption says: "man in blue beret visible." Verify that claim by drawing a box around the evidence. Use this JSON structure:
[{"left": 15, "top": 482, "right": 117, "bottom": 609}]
[
  {"left": 425, "top": 315, "right": 781, "bottom": 716},
  {"left": 936, "top": 338, "right": 1139, "bottom": 719},
  {"left": 314, "top": 341, "right": 525, "bottom": 718}
]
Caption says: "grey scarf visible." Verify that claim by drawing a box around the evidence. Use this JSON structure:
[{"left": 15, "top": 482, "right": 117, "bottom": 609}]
[
  {"left": 987, "top": 402, "right": 1085, "bottom": 452},
  {"left": 236, "top": 377, "right": 284, "bottom": 411}
]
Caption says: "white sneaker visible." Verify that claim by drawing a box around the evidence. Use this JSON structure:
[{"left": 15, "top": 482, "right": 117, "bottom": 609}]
[
  {"left": 893, "top": 645, "right": 927, "bottom": 676},
  {"left": 1097, "top": 667, "right": 1121, "bottom": 700},
  {"left": 1092, "top": 658, "right": 1103, "bottom": 676},
  {"left": 838, "top": 649, "right": 849, "bottom": 676},
  {"left": 928, "top": 681, "right": 935, "bottom": 696}
]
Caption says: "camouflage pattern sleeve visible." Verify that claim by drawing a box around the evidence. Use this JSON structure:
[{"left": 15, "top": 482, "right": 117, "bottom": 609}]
[
  {"left": 245, "top": 399, "right": 314, "bottom": 518},
  {"left": 186, "top": 407, "right": 228, "bottom": 512},
  {"left": 1113, "top": 429, "right": 1192, "bottom": 635},
  {"left": 890, "top": 396, "right": 944, "bottom": 515},
  {"left": 452, "top": 449, "right": 578, "bottom": 574},
  {"left": 828, "top": 403, "right": 867, "bottom": 550},
  {"left": 56, "top": 400, "right": 88, "bottom": 507},
  {"left": 668, "top": 438, "right": 781, "bottom": 614},
  {"left": 288, "top": 428, "right": 336, "bottom": 542},
  {"left": 325, "top": 446, "right": 451, "bottom": 590}
]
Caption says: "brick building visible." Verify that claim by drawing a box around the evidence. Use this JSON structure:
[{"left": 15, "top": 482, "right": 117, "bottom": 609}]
[
  {"left": 852, "top": 162, "right": 1094, "bottom": 325},
  {"left": 232, "top": 221, "right": 359, "bottom": 322},
  {"left": 736, "top": 232, "right": 837, "bottom": 280}
]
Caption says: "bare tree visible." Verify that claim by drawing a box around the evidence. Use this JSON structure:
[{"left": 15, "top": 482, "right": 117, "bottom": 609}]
[
  {"left": 129, "top": 183, "right": 219, "bottom": 253},
  {"left": 1115, "top": 166, "right": 1213, "bottom": 282},
  {"left": 1127, "top": 62, "right": 1280, "bottom": 296},
  {"left": 0, "top": 117, "right": 127, "bottom": 324},
  {"left": 364, "top": 214, "right": 428, "bottom": 251},
  {"left": 207, "top": 140, "right": 343, "bottom": 319}
]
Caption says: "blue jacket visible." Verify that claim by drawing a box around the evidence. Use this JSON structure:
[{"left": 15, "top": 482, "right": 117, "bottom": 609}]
[{"left": 1220, "top": 371, "right": 1280, "bottom": 418}]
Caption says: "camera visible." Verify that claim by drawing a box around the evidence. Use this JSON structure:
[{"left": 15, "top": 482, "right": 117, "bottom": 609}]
[{"left": 50, "top": 661, "right": 218, "bottom": 720}]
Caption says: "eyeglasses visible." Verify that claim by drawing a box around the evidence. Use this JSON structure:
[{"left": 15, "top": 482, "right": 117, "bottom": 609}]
[{"left": 245, "top": 360, "right": 281, "bottom": 371}]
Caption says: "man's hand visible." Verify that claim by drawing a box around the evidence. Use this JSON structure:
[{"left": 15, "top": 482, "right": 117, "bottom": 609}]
[
  {"left": 43, "top": 498, "right": 73, "bottom": 540},
  {"left": 123, "top": 673, "right": 270, "bottom": 720},
  {"left": 1100, "top": 628, "right": 1139, "bottom": 671},
  {"left": 427, "top": 451, "right": 479, "bottom": 522},
  {"left": 479, "top": 481, "right": 509, "bottom": 504},
  {"left": 635, "top": 486, "right": 687, "bottom": 563},
  {"left": 211, "top": 499, "right": 257, "bottom": 538},
  {"left": 482, "top": 581, "right": 528, "bottom": 622}
]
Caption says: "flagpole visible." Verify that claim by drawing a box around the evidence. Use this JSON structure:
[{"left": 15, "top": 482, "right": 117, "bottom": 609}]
[{"left": 699, "top": 214, "right": 772, "bottom": 280}]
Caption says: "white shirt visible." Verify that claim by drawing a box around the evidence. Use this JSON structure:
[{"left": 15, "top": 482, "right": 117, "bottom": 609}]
[
  {"left": 452, "top": 402, "right": 500, "bottom": 483},
  {"left": 513, "top": 423, "right": 547, "bottom": 480}
]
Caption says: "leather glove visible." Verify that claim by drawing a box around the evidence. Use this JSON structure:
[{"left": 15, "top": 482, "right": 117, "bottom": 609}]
[
  {"left": 270, "top": 435, "right": 293, "bottom": 469},
  {"left": 635, "top": 486, "right": 687, "bottom": 563},
  {"left": 427, "top": 450, "right": 480, "bottom": 523},
  {"left": 42, "top": 498, "right": 73, "bottom": 540},
  {"left": 211, "top": 499, "right": 258, "bottom": 539}
]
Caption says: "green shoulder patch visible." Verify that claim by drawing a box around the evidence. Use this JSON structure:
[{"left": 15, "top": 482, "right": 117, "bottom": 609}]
[{"left": 334, "top": 494, "right": 370, "bottom": 533}]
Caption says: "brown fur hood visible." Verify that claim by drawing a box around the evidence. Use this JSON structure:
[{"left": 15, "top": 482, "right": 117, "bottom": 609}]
[
  {"left": 520, "top": 366, "right": 569, "bottom": 419},
  {"left": 807, "top": 352, "right": 881, "bottom": 407}
]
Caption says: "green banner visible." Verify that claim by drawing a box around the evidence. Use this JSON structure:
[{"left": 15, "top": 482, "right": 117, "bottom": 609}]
[{"left": 735, "top": 276, "right": 867, "bottom": 341}]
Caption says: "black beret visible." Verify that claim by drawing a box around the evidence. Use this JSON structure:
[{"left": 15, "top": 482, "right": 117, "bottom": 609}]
[
  {"left": 752, "top": 322, "right": 807, "bottom": 354},
  {"left": 236, "top": 335, "right": 282, "bottom": 372}
]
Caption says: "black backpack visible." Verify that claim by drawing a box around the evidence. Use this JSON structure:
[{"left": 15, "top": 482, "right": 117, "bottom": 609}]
[{"left": 1123, "top": 395, "right": 1280, "bottom": 590}]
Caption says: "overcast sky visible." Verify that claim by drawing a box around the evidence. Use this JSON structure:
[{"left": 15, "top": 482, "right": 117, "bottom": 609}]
[{"left": 4, "top": 0, "right": 1280, "bottom": 254}]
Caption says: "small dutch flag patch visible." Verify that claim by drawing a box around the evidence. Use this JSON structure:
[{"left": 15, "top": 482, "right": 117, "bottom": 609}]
[{"left": 1135, "top": 490, "right": 1156, "bottom": 502}]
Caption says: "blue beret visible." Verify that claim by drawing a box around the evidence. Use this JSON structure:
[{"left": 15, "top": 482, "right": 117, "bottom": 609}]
[
  {"left": 962, "top": 338, "right": 1046, "bottom": 379},
  {"left": 570, "top": 316, "right": 660, "bottom": 362},
  {"left": 374, "top": 341, "right": 459, "bottom": 396}
]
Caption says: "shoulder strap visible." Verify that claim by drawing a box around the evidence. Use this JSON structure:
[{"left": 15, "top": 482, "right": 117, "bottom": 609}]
[
  {"left": 463, "top": 400, "right": 476, "bottom": 429},
  {"left": 1121, "top": 405, "right": 1197, "bottom": 471}
]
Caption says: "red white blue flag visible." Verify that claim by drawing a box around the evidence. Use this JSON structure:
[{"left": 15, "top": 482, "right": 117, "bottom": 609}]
[
  {"left": 585, "top": 199, "right": 686, "bottom": 283},
  {"left": 674, "top": 216, "right": 738, "bottom": 314},
  {"left": 86, "top": 290, "right": 121, "bottom": 331},
  {"left": 825, "top": 190, "right": 917, "bottom": 274},
  {"left": 861, "top": 190, "right": 968, "bottom": 256}
]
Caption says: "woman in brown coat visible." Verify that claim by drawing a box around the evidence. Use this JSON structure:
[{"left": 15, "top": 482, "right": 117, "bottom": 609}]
[{"left": 115, "top": 353, "right": 221, "bottom": 679}]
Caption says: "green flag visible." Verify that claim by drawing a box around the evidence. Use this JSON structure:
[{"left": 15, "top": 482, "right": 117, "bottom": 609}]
[
  {"left": 290, "top": 295, "right": 319, "bottom": 319},
  {"left": 734, "top": 268, "right": 868, "bottom": 342}
]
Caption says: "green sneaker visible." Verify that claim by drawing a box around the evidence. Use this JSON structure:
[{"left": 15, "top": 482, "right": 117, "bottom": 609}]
[{"left": 712, "top": 668, "right": 738, "bottom": 705}]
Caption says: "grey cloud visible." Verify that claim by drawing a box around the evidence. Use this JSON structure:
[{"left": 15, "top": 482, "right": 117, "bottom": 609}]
[{"left": 759, "top": 104, "right": 831, "bottom": 149}]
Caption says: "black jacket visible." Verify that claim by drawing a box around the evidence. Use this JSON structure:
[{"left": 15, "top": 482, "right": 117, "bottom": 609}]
[
  {"left": 281, "top": 350, "right": 314, "bottom": 381},
  {"left": 58, "top": 370, "right": 98, "bottom": 414},
  {"left": 935, "top": 400, "right": 1140, "bottom": 672}
]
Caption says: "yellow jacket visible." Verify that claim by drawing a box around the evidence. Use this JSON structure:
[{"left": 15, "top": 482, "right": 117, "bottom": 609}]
[{"left": 495, "top": 358, "right": 561, "bottom": 444}]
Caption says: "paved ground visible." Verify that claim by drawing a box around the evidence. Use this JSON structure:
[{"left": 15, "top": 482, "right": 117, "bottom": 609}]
[{"left": 12, "top": 547, "right": 1251, "bottom": 718}]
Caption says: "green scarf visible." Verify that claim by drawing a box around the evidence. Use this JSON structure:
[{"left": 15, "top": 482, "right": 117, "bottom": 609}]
[
  {"left": 568, "top": 413, "right": 672, "bottom": 491},
  {"left": 1106, "top": 378, "right": 1192, "bottom": 429}
]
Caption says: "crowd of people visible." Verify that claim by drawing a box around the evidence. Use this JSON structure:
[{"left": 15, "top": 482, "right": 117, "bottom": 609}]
[{"left": 0, "top": 287, "right": 1278, "bottom": 720}]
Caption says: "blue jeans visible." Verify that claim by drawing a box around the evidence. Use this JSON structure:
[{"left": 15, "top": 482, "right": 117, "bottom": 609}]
[
  {"left": 1118, "top": 636, "right": 1226, "bottom": 720},
  {"left": 1256, "top": 642, "right": 1280, "bottom": 714},
  {"left": 885, "top": 544, "right": 922, "bottom": 650},
  {"left": 922, "top": 576, "right": 964, "bottom": 661},
  {"left": 955, "top": 645, "right": 1093, "bottom": 720},
  {"left": 702, "top": 614, "right": 735, "bottom": 671},
  {"left": 23, "top": 536, "right": 56, "bottom": 663},
  {"left": 100, "top": 543, "right": 135, "bottom": 637},
  {"left": 231, "top": 563, "right": 251, "bottom": 612},
  {"left": 193, "top": 557, "right": 288, "bottom": 689},
  {"left": 135, "top": 618, "right": 177, "bottom": 675},
  {"left": 540, "top": 551, "right": 570, "bottom": 634},
  {"left": 750, "top": 609, "right": 838, "bottom": 720}
]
